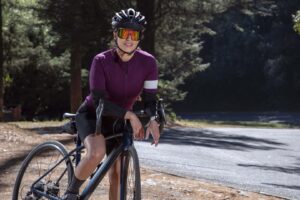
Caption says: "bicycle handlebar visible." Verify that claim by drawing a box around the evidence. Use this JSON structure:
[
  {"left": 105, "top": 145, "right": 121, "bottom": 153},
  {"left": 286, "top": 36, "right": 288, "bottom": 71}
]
[
  {"left": 63, "top": 113, "right": 76, "bottom": 119},
  {"left": 61, "top": 99, "right": 166, "bottom": 135}
]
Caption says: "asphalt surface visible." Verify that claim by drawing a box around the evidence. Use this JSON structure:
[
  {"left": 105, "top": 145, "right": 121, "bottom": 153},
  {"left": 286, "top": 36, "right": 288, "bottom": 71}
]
[
  {"left": 135, "top": 127, "right": 300, "bottom": 200},
  {"left": 178, "top": 112, "right": 300, "bottom": 126}
]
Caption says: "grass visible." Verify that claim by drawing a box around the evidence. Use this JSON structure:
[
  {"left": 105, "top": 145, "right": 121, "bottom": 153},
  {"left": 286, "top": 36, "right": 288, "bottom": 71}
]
[
  {"left": 7, "top": 120, "right": 65, "bottom": 129},
  {"left": 176, "top": 119, "right": 299, "bottom": 129}
]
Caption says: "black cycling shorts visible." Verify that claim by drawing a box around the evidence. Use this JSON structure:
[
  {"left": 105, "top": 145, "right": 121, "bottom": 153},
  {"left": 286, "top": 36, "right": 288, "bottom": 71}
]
[{"left": 75, "top": 102, "right": 123, "bottom": 154}]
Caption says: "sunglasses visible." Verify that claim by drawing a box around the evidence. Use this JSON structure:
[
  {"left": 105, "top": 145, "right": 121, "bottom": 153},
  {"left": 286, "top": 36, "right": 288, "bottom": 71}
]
[{"left": 117, "top": 28, "right": 141, "bottom": 41}]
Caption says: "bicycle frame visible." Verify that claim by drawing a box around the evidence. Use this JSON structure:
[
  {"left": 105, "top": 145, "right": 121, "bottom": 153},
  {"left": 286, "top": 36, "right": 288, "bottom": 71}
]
[
  {"left": 81, "top": 129, "right": 133, "bottom": 200},
  {"left": 16, "top": 99, "right": 166, "bottom": 200},
  {"left": 29, "top": 124, "right": 135, "bottom": 200}
]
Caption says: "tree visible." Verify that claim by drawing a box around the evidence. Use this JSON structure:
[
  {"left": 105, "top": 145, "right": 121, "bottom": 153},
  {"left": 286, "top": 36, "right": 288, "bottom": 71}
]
[
  {"left": 37, "top": 0, "right": 137, "bottom": 112},
  {"left": 2, "top": 0, "right": 224, "bottom": 118},
  {"left": 136, "top": 0, "right": 155, "bottom": 54},
  {"left": 293, "top": 10, "right": 300, "bottom": 35},
  {"left": 37, "top": 1, "right": 94, "bottom": 112},
  {"left": 37, "top": 1, "right": 83, "bottom": 112},
  {"left": 136, "top": 0, "right": 209, "bottom": 111},
  {"left": 1, "top": 0, "right": 72, "bottom": 119},
  {"left": 0, "top": 0, "right": 3, "bottom": 120},
  {"left": 159, "top": 1, "right": 210, "bottom": 106},
  {"left": 177, "top": 0, "right": 300, "bottom": 112}
]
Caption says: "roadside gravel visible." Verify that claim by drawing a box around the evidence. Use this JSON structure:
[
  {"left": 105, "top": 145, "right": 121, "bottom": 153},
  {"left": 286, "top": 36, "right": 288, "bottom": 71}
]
[{"left": 0, "top": 122, "right": 283, "bottom": 199}]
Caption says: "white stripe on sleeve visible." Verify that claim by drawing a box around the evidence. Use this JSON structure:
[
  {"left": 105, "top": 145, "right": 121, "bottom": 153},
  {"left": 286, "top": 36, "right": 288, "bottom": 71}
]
[{"left": 144, "top": 80, "right": 158, "bottom": 89}]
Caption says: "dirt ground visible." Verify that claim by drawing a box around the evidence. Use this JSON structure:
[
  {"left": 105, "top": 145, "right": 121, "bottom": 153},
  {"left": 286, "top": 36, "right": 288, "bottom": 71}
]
[{"left": 0, "top": 122, "right": 284, "bottom": 200}]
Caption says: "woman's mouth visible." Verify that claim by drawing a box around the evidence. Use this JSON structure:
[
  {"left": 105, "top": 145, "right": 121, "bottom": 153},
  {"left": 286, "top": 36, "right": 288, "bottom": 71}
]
[{"left": 124, "top": 42, "right": 133, "bottom": 47}]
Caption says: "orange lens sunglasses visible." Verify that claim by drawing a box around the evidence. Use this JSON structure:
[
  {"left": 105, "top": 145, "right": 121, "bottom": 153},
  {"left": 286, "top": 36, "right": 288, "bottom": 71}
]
[{"left": 117, "top": 28, "right": 141, "bottom": 41}]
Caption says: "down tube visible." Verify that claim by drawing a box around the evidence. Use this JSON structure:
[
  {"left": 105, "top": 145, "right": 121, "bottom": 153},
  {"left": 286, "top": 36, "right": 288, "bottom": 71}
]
[{"left": 80, "top": 145, "right": 123, "bottom": 200}]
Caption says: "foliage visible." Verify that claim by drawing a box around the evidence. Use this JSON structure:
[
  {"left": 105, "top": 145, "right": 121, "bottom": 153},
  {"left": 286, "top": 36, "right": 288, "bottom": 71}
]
[
  {"left": 293, "top": 10, "right": 300, "bottom": 35},
  {"left": 3, "top": 0, "right": 300, "bottom": 119},
  {"left": 155, "top": 1, "right": 209, "bottom": 105},
  {"left": 3, "top": 0, "right": 70, "bottom": 119},
  {"left": 177, "top": 0, "right": 300, "bottom": 112},
  {"left": 33, "top": 0, "right": 210, "bottom": 115}
]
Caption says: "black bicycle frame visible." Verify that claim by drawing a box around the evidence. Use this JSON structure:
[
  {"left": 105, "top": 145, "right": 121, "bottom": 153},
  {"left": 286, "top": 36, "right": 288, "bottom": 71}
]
[
  {"left": 30, "top": 125, "right": 134, "bottom": 200},
  {"left": 80, "top": 145, "right": 123, "bottom": 199}
]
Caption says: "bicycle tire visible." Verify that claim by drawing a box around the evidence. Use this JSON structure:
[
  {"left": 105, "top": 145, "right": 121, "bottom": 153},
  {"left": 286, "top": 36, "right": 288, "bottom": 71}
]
[
  {"left": 121, "top": 146, "right": 141, "bottom": 200},
  {"left": 12, "top": 141, "right": 74, "bottom": 200}
]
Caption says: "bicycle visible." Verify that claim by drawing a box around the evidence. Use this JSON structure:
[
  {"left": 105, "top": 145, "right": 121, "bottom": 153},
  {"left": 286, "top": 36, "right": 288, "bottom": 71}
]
[{"left": 12, "top": 99, "right": 166, "bottom": 200}]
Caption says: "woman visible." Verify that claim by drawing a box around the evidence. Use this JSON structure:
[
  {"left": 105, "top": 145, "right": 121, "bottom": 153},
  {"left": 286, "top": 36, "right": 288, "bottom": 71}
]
[{"left": 63, "top": 8, "right": 160, "bottom": 200}]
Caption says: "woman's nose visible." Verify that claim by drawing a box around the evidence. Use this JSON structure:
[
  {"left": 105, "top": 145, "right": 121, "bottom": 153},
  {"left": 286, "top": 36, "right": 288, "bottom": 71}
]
[{"left": 126, "top": 35, "right": 133, "bottom": 41}]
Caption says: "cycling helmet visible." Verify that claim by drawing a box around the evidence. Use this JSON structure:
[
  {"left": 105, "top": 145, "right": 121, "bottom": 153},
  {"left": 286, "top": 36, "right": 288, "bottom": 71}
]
[{"left": 112, "top": 8, "right": 147, "bottom": 31}]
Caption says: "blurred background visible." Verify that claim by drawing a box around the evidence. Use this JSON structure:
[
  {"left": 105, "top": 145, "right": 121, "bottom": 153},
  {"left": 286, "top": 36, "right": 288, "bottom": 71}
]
[{"left": 0, "top": 0, "right": 300, "bottom": 121}]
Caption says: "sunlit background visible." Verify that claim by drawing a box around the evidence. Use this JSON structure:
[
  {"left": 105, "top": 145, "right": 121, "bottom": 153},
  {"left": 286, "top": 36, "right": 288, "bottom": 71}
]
[{"left": 1, "top": 0, "right": 300, "bottom": 121}]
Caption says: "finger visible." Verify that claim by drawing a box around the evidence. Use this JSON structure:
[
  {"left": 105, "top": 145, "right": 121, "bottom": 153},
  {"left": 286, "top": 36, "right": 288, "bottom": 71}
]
[
  {"left": 137, "top": 128, "right": 142, "bottom": 140},
  {"left": 156, "top": 133, "right": 160, "bottom": 141},
  {"left": 154, "top": 133, "right": 160, "bottom": 146},
  {"left": 153, "top": 137, "right": 158, "bottom": 146},
  {"left": 133, "top": 131, "right": 137, "bottom": 139},
  {"left": 135, "top": 128, "right": 140, "bottom": 139},
  {"left": 134, "top": 128, "right": 140, "bottom": 139},
  {"left": 140, "top": 128, "right": 145, "bottom": 139},
  {"left": 145, "top": 128, "right": 151, "bottom": 140},
  {"left": 151, "top": 140, "right": 158, "bottom": 146}
]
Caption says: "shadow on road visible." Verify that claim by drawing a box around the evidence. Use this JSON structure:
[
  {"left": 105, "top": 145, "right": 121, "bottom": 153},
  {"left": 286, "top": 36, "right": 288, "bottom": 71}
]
[
  {"left": 238, "top": 164, "right": 300, "bottom": 175},
  {"left": 23, "top": 126, "right": 63, "bottom": 135},
  {"left": 16, "top": 125, "right": 287, "bottom": 152},
  {"left": 156, "top": 128, "right": 286, "bottom": 151},
  {"left": 179, "top": 112, "right": 300, "bottom": 127},
  {"left": 20, "top": 123, "right": 288, "bottom": 152},
  {"left": 0, "top": 137, "right": 74, "bottom": 178},
  {"left": 263, "top": 183, "right": 300, "bottom": 190}
]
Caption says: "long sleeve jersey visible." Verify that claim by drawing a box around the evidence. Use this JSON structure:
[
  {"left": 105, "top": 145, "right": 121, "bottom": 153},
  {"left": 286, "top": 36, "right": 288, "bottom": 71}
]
[{"left": 85, "top": 48, "right": 158, "bottom": 118}]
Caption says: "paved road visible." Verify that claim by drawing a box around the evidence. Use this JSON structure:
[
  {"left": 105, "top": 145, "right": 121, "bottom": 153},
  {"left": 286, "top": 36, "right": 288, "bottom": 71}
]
[
  {"left": 135, "top": 127, "right": 300, "bottom": 200},
  {"left": 178, "top": 112, "right": 300, "bottom": 126}
]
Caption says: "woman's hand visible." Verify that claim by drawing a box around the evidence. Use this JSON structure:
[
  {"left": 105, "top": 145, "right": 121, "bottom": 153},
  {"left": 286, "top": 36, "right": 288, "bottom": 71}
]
[
  {"left": 125, "top": 111, "right": 144, "bottom": 140},
  {"left": 146, "top": 120, "right": 160, "bottom": 146}
]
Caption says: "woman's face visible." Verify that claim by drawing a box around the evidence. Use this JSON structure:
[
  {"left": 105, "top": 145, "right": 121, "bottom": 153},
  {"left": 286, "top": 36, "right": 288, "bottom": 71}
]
[{"left": 114, "top": 29, "right": 140, "bottom": 52}]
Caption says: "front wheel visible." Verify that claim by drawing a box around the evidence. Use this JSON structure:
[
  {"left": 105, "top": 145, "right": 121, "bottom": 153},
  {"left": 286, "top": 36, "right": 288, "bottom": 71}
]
[
  {"left": 121, "top": 146, "right": 141, "bottom": 200},
  {"left": 12, "top": 141, "right": 74, "bottom": 200}
]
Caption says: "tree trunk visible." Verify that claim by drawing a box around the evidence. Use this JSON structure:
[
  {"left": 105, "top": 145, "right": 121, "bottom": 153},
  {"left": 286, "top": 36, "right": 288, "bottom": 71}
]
[
  {"left": 136, "top": 0, "right": 155, "bottom": 55},
  {"left": 0, "top": 0, "right": 4, "bottom": 121},
  {"left": 70, "top": 43, "right": 82, "bottom": 113}
]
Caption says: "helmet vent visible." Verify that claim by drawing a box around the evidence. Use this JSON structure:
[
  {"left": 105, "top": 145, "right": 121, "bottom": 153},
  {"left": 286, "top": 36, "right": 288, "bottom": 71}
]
[
  {"left": 121, "top": 10, "right": 127, "bottom": 17},
  {"left": 112, "top": 8, "right": 146, "bottom": 31},
  {"left": 127, "top": 8, "right": 135, "bottom": 18}
]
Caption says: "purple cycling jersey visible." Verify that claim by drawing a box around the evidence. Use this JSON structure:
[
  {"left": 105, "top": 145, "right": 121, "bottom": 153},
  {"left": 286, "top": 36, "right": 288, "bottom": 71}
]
[{"left": 85, "top": 48, "right": 158, "bottom": 113}]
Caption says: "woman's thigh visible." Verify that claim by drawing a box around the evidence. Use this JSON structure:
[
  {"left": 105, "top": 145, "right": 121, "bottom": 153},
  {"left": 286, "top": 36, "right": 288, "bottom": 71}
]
[{"left": 75, "top": 102, "right": 122, "bottom": 154}]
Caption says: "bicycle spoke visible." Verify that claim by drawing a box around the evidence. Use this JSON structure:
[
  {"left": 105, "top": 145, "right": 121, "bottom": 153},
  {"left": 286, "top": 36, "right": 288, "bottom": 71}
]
[
  {"left": 121, "top": 147, "right": 141, "bottom": 200},
  {"left": 13, "top": 142, "right": 73, "bottom": 200}
]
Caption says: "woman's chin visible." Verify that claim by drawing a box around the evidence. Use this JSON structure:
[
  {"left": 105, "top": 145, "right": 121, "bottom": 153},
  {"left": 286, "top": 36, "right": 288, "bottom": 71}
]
[{"left": 121, "top": 46, "right": 135, "bottom": 52}]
